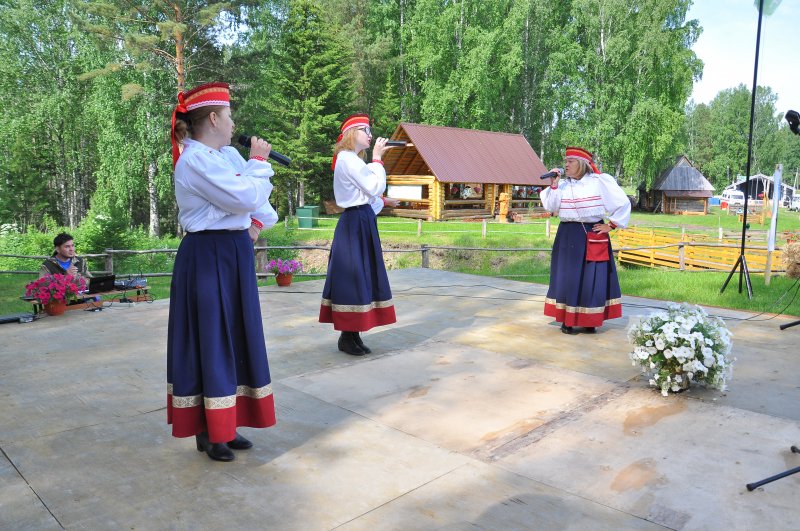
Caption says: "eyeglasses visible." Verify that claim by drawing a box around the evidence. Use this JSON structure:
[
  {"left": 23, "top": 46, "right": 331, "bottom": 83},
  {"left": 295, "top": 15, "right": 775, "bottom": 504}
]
[{"left": 357, "top": 126, "right": 372, "bottom": 137}]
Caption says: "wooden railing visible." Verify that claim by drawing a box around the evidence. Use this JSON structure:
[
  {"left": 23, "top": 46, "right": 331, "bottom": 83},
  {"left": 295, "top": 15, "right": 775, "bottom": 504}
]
[
  {"left": 1, "top": 228, "right": 789, "bottom": 278},
  {"left": 614, "top": 227, "right": 783, "bottom": 273}
]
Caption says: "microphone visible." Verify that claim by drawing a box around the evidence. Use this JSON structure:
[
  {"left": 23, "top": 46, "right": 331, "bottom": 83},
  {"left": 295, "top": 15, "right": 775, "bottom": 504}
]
[
  {"left": 385, "top": 140, "right": 412, "bottom": 147},
  {"left": 540, "top": 168, "right": 564, "bottom": 180},
  {"left": 237, "top": 135, "right": 292, "bottom": 167}
]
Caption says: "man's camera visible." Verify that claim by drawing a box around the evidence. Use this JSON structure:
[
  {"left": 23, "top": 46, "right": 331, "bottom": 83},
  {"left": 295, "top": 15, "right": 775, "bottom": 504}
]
[{"left": 786, "top": 110, "right": 800, "bottom": 135}]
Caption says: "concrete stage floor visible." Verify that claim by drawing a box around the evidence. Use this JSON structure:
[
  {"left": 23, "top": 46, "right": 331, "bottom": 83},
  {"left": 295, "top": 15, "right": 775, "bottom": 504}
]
[{"left": 1, "top": 268, "right": 799, "bottom": 530}]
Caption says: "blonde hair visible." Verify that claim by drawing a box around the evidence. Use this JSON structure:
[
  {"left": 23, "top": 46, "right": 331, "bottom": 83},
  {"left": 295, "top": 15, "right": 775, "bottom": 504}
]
[
  {"left": 568, "top": 158, "right": 590, "bottom": 178},
  {"left": 333, "top": 127, "right": 367, "bottom": 161},
  {"left": 173, "top": 105, "right": 227, "bottom": 144}
]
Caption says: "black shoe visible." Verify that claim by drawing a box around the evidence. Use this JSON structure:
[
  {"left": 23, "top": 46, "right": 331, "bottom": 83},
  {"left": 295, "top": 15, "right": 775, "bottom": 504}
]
[
  {"left": 338, "top": 332, "right": 365, "bottom": 356},
  {"left": 583, "top": 327, "right": 597, "bottom": 334},
  {"left": 560, "top": 323, "right": 577, "bottom": 335},
  {"left": 196, "top": 432, "right": 235, "bottom": 462},
  {"left": 227, "top": 432, "right": 253, "bottom": 450},
  {"left": 353, "top": 332, "right": 371, "bottom": 354}
]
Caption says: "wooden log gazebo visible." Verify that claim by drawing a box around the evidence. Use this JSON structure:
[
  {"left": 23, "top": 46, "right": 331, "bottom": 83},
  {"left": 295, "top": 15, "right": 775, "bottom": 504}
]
[{"left": 381, "top": 123, "right": 550, "bottom": 220}]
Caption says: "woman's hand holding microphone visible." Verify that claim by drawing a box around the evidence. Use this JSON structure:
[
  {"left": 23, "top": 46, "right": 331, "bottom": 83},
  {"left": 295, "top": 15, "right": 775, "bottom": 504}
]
[
  {"left": 371, "top": 137, "right": 395, "bottom": 161},
  {"left": 247, "top": 136, "right": 272, "bottom": 161},
  {"left": 548, "top": 168, "right": 562, "bottom": 188}
]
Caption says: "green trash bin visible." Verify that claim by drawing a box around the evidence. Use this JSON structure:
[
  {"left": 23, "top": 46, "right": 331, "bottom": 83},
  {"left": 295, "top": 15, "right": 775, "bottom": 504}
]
[{"left": 296, "top": 206, "right": 319, "bottom": 228}]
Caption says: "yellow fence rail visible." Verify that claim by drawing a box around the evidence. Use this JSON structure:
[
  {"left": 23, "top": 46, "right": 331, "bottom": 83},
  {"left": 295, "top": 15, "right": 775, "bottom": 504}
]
[{"left": 614, "top": 227, "right": 783, "bottom": 273}]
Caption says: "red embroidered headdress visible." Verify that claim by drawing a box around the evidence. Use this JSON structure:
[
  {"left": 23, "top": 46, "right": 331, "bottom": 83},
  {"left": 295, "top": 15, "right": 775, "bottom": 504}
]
[
  {"left": 171, "top": 82, "right": 231, "bottom": 168},
  {"left": 565, "top": 146, "right": 600, "bottom": 174},
  {"left": 340, "top": 113, "right": 370, "bottom": 135},
  {"left": 332, "top": 113, "right": 371, "bottom": 170}
]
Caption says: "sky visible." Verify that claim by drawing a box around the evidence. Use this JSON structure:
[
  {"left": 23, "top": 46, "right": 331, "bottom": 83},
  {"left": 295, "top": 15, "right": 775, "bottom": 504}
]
[{"left": 687, "top": 0, "right": 798, "bottom": 115}]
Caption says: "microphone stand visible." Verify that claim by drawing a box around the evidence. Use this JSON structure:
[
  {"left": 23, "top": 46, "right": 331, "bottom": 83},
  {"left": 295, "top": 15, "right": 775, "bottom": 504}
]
[{"left": 720, "top": 0, "right": 768, "bottom": 300}]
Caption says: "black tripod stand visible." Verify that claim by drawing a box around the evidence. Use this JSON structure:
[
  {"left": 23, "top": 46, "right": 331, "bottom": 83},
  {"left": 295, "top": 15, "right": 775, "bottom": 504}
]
[
  {"left": 720, "top": 0, "right": 771, "bottom": 299},
  {"left": 746, "top": 446, "right": 800, "bottom": 491},
  {"left": 779, "top": 319, "right": 800, "bottom": 330}
]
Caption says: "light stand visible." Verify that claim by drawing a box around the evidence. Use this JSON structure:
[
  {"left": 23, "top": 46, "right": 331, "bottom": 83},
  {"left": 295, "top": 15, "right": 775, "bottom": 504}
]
[
  {"left": 720, "top": 0, "right": 768, "bottom": 299},
  {"left": 745, "top": 105, "right": 799, "bottom": 491}
]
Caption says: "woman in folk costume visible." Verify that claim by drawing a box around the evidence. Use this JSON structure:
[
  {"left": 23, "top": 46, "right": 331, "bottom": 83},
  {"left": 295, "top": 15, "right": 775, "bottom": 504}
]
[
  {"left": 319, "top": 114, "right": 398, "bottom": 355},
  {"left": 168, "top": 81, "right": 279, "bottom": 462},
  {"left": 540, "top": 146, "right": 631, "bottom": 334}
]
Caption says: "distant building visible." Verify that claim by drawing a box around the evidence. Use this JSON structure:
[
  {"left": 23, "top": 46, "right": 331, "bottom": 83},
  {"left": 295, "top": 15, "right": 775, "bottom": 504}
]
[
  {"left": 649, "top": 156, "right": 714, "bottom": 215},
  {"left": 381, "top": 123, "right": 550, "bottom": 220},
  {"left": 726, "top": 173, "right": 796, "bottom": 207}
]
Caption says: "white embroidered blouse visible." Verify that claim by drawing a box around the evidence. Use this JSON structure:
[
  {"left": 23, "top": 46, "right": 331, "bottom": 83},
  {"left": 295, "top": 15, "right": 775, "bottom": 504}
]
[
  {"left": 175, "top": 138, "right": 279, "bottom": 232},
  {"left": 540, "top": 173, "right": 631, "bottom": 228},
  {"left": 333, "top": 150, "right": 386, "bottom": 215}
]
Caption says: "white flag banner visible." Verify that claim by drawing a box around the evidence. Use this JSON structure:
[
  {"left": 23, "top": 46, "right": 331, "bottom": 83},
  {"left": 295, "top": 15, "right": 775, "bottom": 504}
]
[
  {"left": 754, "top": 0, "right": 782, "bottom": 15},
  {"left": 767, "top": 164, "right": 782, "bottom": 252}
]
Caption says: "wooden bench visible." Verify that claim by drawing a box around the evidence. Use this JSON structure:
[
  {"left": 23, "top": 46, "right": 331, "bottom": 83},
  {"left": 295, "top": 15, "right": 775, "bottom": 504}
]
[{"left": 22, "top": 287, "right": 151, "bottom": 315}]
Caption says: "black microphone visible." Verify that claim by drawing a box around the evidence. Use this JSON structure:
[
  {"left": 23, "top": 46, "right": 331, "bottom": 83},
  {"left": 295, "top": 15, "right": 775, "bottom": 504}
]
[
  {"left": 540, "top": 168, "right": 564, "bottom": 180},
  {"left": 237, "top": 135, "right": 292, "bottom": 167}
]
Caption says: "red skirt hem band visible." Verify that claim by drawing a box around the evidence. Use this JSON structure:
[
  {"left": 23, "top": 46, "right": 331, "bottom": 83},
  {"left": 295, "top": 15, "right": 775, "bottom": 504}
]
[
  {"left": 319, "top": 305, "right": 396, "bottom": 332},
  {"left": 167, "top": 394, "right": 276, "bottom": 442},
  {"left": 544, "top": 302, "right": 622, "bottom": 327}
]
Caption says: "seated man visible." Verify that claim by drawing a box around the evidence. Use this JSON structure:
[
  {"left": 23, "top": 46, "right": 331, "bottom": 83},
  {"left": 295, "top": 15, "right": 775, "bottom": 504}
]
[{"left": 40, "top": 232, "right": 93, "bottom": 281}]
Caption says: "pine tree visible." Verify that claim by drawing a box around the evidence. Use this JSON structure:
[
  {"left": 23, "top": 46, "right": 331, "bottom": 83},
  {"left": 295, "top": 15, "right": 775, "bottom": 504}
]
[{"left": 249, "top": 0, "right": 353, "bottom": 216}]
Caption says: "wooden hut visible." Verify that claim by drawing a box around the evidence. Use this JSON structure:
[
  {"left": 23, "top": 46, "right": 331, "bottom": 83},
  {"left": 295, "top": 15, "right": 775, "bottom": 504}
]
[
  {"left": 651, "top": 155, "right": 714, "bottom": 215},
  {"left": 381, "top": 123, "right": 550, "bottom": 220}
]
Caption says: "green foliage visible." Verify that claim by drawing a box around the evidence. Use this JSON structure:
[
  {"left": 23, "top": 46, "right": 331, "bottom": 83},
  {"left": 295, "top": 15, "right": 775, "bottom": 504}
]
[
  {"left": 111, "top": 230, "right": 181, "bottom": 275},
  {"left": 685, "top": 85, "right": 784, "bottom": 189},
  {"left": 0, "top": 0, "right": 795, "bottom": 242},
  {"left": 0, "top": 229, "right": 55, "bottom": 272},
  {"left": 261, "top": 224, "right": 300, "bottom": 263},
  {"left": 76, "top": 203, "right": 135, "bottom": 254}
]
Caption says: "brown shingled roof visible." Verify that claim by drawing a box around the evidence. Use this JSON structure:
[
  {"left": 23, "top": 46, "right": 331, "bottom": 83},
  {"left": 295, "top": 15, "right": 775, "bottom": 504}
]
[{"left": 383, "top": 123, "right": 550, "bottom": 186}]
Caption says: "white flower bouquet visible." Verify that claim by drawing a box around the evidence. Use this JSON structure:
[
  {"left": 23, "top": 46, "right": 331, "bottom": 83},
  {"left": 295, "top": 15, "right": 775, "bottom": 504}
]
[{"left": 627, "top": 303, "right": 734, "bottom": 396}]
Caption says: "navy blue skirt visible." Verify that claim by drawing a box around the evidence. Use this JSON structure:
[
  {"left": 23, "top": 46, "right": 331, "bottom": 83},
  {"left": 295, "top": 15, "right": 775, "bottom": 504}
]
[
  {"left": 543, "top": 222, "right": 622, "bottom": 327},
  {"left": 167, "top": 229, "right": 275, "bottom": 442},
  {"left": 319, "top": 204, "right": 396, "bottom": 331}
]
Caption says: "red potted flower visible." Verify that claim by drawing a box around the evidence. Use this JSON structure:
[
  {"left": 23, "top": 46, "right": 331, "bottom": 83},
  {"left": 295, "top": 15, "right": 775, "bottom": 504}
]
[{"left": 25, "top": 274, "right": 86, "bottom": 315}]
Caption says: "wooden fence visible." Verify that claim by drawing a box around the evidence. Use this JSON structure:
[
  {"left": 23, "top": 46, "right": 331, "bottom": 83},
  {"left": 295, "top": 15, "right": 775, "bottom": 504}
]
[
  {"left": 1, "top": 229, "right": 788, "bottom": 277},
  {"left": 614, "top": 227, "right": 783, "bottom": 273}
]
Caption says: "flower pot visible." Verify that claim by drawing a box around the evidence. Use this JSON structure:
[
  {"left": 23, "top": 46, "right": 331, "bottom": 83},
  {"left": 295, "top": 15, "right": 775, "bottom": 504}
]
[
  {"left": 674, "top": 373, "right": 691, "bottom": 392},
  {"left": 275, "top": 273, "right": 293, "bottom": 287},
  {"left": 45, "top": 300, "right": 67, "bottom": 316}
]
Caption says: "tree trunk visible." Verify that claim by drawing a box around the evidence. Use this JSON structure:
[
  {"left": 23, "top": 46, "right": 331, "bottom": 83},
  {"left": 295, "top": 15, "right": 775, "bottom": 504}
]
[
  {"left": 298, "top": 181, "right": 305, "bottom": 207},
  {"left": 173, "top": 3, "right": 185, "bottom": 92},
  {"left": 148, "top": 160, "right": 160, "bottom": 237}
]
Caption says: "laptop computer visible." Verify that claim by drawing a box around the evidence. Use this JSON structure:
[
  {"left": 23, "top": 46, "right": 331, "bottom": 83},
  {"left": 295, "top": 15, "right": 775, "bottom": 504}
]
[{"left": 86, "top": 275, "right": 116, "bottom": 294}]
